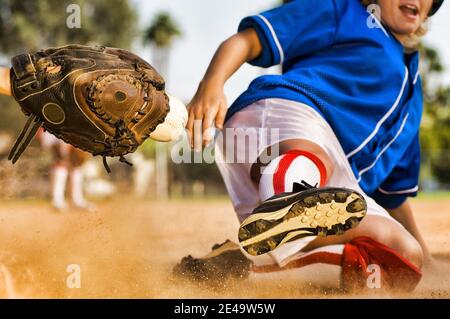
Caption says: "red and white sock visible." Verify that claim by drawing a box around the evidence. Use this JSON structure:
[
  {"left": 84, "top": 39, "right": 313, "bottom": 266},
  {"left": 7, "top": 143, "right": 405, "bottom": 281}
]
[
  {"left": 341, "top": 236, "right": 422, "bottom": 292},
  {"left": 251, "top": 245, "right": 344, "bottom": 288},
  {"left": 259, "top": 150, "right": 328, "bottom": 201},
  {"left": 251, "top": 237, "right": 422, "bottom": 291}
]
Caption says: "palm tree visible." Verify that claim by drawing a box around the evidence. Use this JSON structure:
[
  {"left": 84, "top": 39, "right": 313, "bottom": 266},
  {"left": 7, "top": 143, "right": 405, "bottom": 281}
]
[
  {"left": 144, "top": 12, "right": 181, "bottom": 199},
  {"left": 144, "top": 12, "right": 181, "bottom": 77}
]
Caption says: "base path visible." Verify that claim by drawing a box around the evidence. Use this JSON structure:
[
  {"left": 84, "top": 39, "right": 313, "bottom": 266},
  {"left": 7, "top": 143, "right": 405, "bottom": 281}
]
[{"left": 0, "top": 197, "right": 449, "bottom": 298}]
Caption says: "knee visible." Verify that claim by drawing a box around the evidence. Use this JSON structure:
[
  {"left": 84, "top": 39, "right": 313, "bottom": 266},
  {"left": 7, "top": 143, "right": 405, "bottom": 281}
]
[
  {"left": 279, "top": 139, "right": 335, "bottom": 179},
  {"left": 390, "top": 234, "right": 424, "bottom": 269},
  {"left": 369, "top": 228, "right": 424, "bottom": 269},
  {"left": 349, "top": 218, "right": 424, "bottom": 269}
]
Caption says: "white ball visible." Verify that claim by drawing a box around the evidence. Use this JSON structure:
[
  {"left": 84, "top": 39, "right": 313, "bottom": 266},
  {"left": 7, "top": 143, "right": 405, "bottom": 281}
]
[{"left": 149, "top": 94, "right": 188, "bottom": 142}]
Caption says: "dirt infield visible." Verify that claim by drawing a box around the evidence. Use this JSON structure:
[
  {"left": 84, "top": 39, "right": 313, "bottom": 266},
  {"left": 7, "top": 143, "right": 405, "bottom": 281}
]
[{"left": 0, "top": 196, "right": 449, "bottom": 298}]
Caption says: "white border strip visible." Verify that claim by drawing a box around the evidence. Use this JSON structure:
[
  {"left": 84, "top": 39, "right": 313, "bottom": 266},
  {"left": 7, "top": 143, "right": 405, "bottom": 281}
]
[
  {"left": 356, "top": 113, "right": 409, "bottom": 182},
  {"left": 378, "top": 186, "right": 419, "bottom": 195},
  {"left": 371, "top": 14, "right": 390, "bottom": 38},
  {"left": 413, "top": 70, "right": 420, "bottom": 85},
  {"left": 347, "top": 67, "right": 409, "bottom": 159},
  {"left": 257, "top": 14, "right": 285, "bottom": 64}
]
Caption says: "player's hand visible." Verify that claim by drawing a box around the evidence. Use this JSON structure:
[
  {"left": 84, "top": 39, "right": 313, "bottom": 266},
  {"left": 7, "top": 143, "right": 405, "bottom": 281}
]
[
  {"left": 186, "top": 80, "right": 227, "bottom": 151},
  {"left": 0, "top": 67, "right": 12, "bottom": 96},
  {"left": 0, "top": 66, "right": 61, "bottom": 97}
]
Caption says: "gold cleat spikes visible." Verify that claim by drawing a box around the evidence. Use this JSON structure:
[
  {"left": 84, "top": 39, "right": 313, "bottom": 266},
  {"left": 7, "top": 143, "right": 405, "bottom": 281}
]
[
  {"left": 238, "top": 227, "right": 251, "bottom": 241},
  {"left": 255, "top": 220, "right": 270, "bottom": 232},
  {"left": 349, "top": 218, "right": 361, "bottom": 228},
  {"left": 238, "top": 187, "right": 367, "bottom": 255},
  {"left": 347, "top": 198, "right": 366, "bottom": 213},
  {"left": 317, "top": 227, "right": 328, "bottom": 237},
  {"left": 247, "top": 245, "right": 259, "bottom": 256},
  {"left": 333, "top": 224, "right": 345, "bottom": 235},
  {"left": 266, "top": 238, "right": 278, "bottom": 250}
]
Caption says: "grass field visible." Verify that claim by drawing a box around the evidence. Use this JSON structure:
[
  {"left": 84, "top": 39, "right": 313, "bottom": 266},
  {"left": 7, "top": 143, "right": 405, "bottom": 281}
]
[{"left": 0, "top": 196, "right": 449, "bottom": 298}]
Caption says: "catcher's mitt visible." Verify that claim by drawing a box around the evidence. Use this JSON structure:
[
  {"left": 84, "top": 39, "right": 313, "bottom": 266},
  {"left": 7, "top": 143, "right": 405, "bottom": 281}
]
[{"left": 8, "top": 44, "right": 183, "bottom": 172}]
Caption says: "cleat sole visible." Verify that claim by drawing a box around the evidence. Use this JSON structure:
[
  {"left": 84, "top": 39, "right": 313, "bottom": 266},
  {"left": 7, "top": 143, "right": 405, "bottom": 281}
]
[{"left": 239, "top": 187, "right": 367, "bottom": 256}]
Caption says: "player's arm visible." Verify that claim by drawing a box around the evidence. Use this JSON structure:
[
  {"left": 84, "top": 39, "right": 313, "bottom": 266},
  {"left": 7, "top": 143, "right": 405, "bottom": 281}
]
[
  {"left": 388, "top": 200, "right": 433, "bottom": 265},
  {"left": 186, "top": 28, "right": 262, "bottom": 149},
  {"left": 0, "top": 67, "right": 12, "bottom": 96}
]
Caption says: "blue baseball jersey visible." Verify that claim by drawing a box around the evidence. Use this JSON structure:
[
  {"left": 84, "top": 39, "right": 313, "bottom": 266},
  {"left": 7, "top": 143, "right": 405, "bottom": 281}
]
[{"left": 226, "top": 0, "right": 423, "bottom": 208}]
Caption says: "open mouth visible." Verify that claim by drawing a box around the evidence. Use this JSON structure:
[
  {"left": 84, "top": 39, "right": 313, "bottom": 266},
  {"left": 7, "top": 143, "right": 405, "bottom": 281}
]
[{"left": 399, "top": 4, "right": 420, "bottom": 17}]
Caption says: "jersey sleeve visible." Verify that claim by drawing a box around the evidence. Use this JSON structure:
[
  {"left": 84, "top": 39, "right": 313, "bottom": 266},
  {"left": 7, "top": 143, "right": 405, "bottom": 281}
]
[
  {"left": 371, "top": 134, "right": 421, "bottom": 209},
  {"left": 238, "top": 0, "right": 339, "bottom": 67}
]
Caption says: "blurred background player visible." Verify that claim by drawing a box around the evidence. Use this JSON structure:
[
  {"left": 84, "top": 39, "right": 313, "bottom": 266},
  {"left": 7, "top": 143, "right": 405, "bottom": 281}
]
[
  {"left": 1, "top": 65, "right": 94, "bottom": 212},
  {"left": 37, "top": 129, "right": 94, "bottom": 212}
]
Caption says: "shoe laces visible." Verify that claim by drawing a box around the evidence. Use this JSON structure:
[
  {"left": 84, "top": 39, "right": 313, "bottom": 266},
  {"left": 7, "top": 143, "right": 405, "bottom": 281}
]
[{"left": 292, "top": 180, "right": 318, "bottom": 193}]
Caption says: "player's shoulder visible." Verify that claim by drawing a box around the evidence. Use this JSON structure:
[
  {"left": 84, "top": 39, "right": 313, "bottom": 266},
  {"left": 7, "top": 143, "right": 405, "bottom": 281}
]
[
  {"left": 284, "top": 0, "right": 379, "bottom": 39},
  {"left": 331, "top": 0, "right": 369, "bottom": 18},
  {"left": 283, "top": 0, "right": 363, "bottom": 12},
  {"left": 277, "top": 0, "right": 367, "bottom": 24},
  {"left": 332, "top": 0, "right": 391, "bottom": 41}
]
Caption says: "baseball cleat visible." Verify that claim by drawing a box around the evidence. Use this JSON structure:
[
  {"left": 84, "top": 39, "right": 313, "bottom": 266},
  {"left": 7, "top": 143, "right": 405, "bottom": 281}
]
[
  {"left": 172, "top": 240, "right": 252, "bottom": 286},
  {"left": 238, "top": 181, "right": 367, "bottom": 256}
]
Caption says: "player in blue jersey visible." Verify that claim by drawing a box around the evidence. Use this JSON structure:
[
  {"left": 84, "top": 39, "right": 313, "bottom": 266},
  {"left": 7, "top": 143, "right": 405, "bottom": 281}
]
[{"left": 184, "top": 0, "right": 444, "bottom": 290}]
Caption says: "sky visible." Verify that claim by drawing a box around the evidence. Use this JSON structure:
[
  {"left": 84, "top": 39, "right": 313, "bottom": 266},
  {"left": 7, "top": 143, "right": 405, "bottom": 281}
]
[
  {"left": 133, "top": 0, "right": 279, "bottom": 103},
  {"left": 133, "top": 0, "right": 450, "bottom": 104}
]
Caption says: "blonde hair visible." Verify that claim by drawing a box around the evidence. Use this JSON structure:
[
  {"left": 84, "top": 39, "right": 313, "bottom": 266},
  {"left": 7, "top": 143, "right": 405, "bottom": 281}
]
[{"left": 360, "top": 0, "right": 427, "bottom": 53}]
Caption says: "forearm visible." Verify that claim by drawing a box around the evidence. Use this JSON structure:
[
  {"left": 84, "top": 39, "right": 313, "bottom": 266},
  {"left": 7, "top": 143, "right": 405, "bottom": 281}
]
[
  {"left": 201, "top": 28, "right": 262, "bottom": 87},
  {"left": 0, "top": 67, "right": 12, "bottom": 96},
  {"left": 388, "top": 200, "right": 432, "bottom": 261},
  {"left": 186, "top": 28, "right": 262, "bottom": 145}
]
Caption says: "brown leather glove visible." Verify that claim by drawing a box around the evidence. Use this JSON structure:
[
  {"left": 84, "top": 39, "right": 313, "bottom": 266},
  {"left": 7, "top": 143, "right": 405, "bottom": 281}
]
[{"left": 9, "top": 44, "right": 169, "bottom": 172}]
